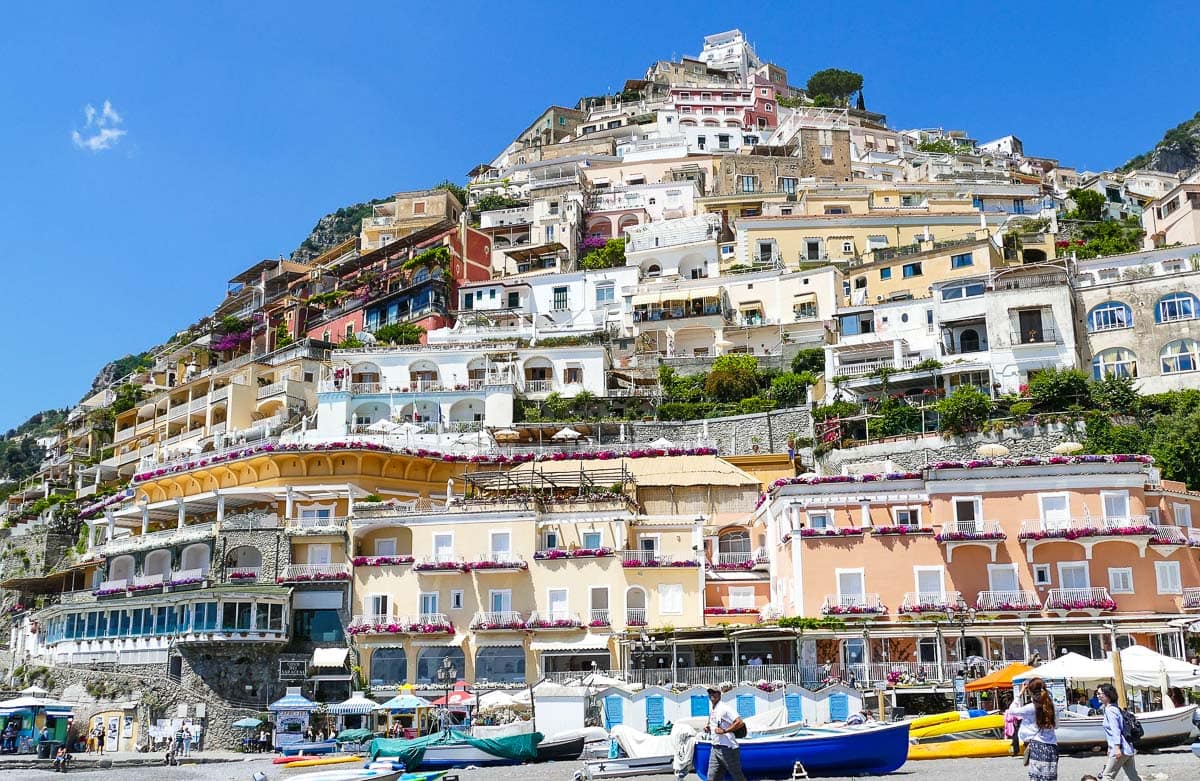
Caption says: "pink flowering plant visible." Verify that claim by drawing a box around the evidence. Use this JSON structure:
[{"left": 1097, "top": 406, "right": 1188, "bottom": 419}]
[
  {"left": 471, "top": 616, "right": 527, "bottom": 631},
  {"left": 799, "top": 528, "right": 864, "bottom": 538},
  {"left": 276, "top": 570, "right": 350, "bottom": 583},
  {"left": 1019, "top": 524, "right": 1156, "bottom": 541},
  {"left": 228, "top": 570, "right": 259, "bottom": 581},
  {"left": 704, "top": 607, "right": 760, "bottom": 615},
  {"left": 467, "top": 559, "right": 528, "bottom": 571},
  {"left": 526, "top": 616, "right": 583, "bottom": 629},
  {"left": 936, "top": 529, "right": 1007, "bottom": 542},
  {"left": 871, "top": 526, "right": 934, "bottom": 536},
  {"left": 351, "top": 555, "right": 415, "bottom": 566},
  {"left": 822, "top": 603, "right": 886, "bottom": 616},
  {"left": 1046, "top": 595, "right": 1117, "bottom": 612},
  {"left": 414, "top": 560, "right": 468, "bottom": 572}
]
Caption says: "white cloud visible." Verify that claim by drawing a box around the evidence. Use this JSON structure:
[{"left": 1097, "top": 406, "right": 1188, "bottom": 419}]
[{"left": 72, "top": 100, "right": 127, "bottom": 152}]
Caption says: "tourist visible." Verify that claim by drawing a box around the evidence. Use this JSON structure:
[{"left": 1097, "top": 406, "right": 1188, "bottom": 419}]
[
  {"left": 1166, "top": 687, "right": 1185, "bottom": 708},
  {"left": 174, "top": 725, "right": 185, "bottom": 758},
  {"left": 92, "top": 722, "right": 105, "bottom": 756},
  {"left": 52, "top": 744, "right": 71, "bottom": 773},
  {"left": 845, "top": 708, "right": 874, "bottom": 726},
  {"left": 704, "top": 687, "right": 747, "bottom": 781},
  {"left": 182, "top": 725, "right": 193, "bottom": 756},
  {"left": 1006, "top": 676, "right": 1057, "bottom": 781},
  {"left": 1, "top": 722, "right": 15, "bottom": 753},
  {"left": 1096, "top": 683, "right": 1142, "bottom": 781}
]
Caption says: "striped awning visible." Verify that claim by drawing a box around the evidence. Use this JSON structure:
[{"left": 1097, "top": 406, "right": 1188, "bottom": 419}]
[
  {"left": 327, "top": 693, "right": 384, "bottom": 715},
  {"left": 267, "top": 691, "right": 317, "bottom": 712}
]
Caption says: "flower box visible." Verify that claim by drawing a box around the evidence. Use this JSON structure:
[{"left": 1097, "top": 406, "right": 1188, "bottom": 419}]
[
  {"left": 710, "top": 560, "right": 755, "bottom": 571},
  {"left": 467, "top": 560, "right": 528, "bottom": 571},
  {"left": 978, "top": 601, "right": 1042, "bottom": 612},
  {"left": 526, "top": 618, "right": 583, "bottom": 629},
  {"left": 409, "top": 621, "right": 454, "bottom": 634},
  {"left": 276, "top": 571, "right": 351, "bottom": 583},
  {"left": 1046, "top": 598, "right": 1117, "bottom": 612},
  {"left": 228, "top": 571, "right": 259, "bottom": 581},
  {"left": 936, "top": 531, "right": 1007, "bottom": 542},
  {"left": 351, "top": 555, "right": 415, "bottom": 567},
  {"left": 93, "top": 587, "right": 126, "bottom": 597},
  {"left": 821, "top": 605, "right": 886, "bottom": 616},
  {"left": 799, "top": 528, "right": 865, "bottom": 539},
  {"left": 588, "top": 618, "right": 611, "bottom": 628},
  {"left": 704, "top": 607, "right": 760, "bottom": 615},
  {"left": 1018, "top": 525, "right": 1156, "bottom": 542},
  {"left": 348, "top": 622, "right": 405, "bottom": 635},
  {"left": 414, "top": 561, "right": 468, "bottom": 573},
  {"left": 128, "top": 583, "right": 163, "bottom": 593},
  {"left": 168, "top": 577, "right": 204, "bottom": 589},
  {"left": 898, "top": 603, "right": 959, "bottom": 615},
  {"left": 626, "top": 618, "right": 648, "bottom": 627},
  {"left": 872, "top": 526, "right": 934, "bottom": 536},
  {"left": 472, "top": 620, "right": 527, "bottom": 631}
]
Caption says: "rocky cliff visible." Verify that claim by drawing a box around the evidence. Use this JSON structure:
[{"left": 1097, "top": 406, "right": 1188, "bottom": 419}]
[
  {"left": 289, "top": 198, "right": 388, "bottom": 264},
  {"left": 1121, "top": 110, "right": 1200, "bottom": 175}
]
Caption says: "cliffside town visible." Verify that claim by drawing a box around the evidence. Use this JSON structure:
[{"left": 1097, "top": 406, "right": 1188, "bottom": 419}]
[{"left": 2, "top": 29, "right": 1199, "bottom": 750}]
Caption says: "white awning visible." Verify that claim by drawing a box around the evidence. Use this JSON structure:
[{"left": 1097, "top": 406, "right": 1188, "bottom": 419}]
[
  {"left": 311, "top": 647, "right": 349, "bottom": 668},
  {"left": 631, "top": 292, "right": 661, "bottom": 307},
  {"left": 411, "top": 634, "right": 468, "bottom": 648},
  {"left": 472, "top": 636, "right": 525, "bottom": 648},
  {"left": 531, "top": 636, "right": 611, "bottom": 652}
]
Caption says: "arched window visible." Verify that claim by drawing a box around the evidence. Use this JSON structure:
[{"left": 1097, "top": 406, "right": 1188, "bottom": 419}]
[
  {"left": 1160, "top": 339, "right": 1199, "bottom": 374},
  {"left": 415, "top": 647, "right": 465, "bottom": 684},
  {"left": 645, "top": 265, "right": 661, "bottom": 278},
  {"left": 1087, "top": 301, "right": 1132, "bottom": 332},
  {"left": 718, "top": 529, "right": 751, "bottom": 556},
  {"left": 959, "top": 329, "right": 981, "bottom": 353},
  {"left": 369, "top": 648, "right": 408, "bottom": 686},
  {"left": 1155, "top": 292, "right": 1197, "bottom": 324},
  {"left": 1092, "top": 348, "right": 1138, "bottom": 380},
  {"left": 474, "top": 646, "right": 526, "bottom": 684}
]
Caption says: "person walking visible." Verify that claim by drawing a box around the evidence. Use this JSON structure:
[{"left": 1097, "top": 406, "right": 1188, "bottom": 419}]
[
  {"left": 92, "top": 722, "right": 106, "bottom": 756},
  {"left": 704, "top": 687, "right": 747, "bottom": 781},
  {"left": 1096, "top": 684, "right": 1142, "bottom": 781},
  {"left": 181, "top": 725, "right": 192, "bottom": 757},
  {"left": 1006, "top": 676, "right": 1058, "bottom": 781}
]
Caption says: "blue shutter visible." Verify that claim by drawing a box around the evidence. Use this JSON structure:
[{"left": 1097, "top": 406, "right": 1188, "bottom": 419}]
[
  {"left": 736, "top": 694, "right": 756, "bottom": 718},
  {"left": 604, "top": 696, "right": 623, "bottom": 728},
  {"left": 784, "top": 693, "right": 802, "bottom": 723},
  {"left": 646, "top": 696, "right": 665, "bottom": 729},
  {"left": 690, "top": 694, "right": 710, "bottom": 717},
  {"left": 829, "top": 693, "right": 849, "bottom": 721}
]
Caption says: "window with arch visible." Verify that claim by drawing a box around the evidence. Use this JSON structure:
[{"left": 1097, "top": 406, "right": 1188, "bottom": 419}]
[
  {"left": 1160, "top": 339, "right": 1199, "bottom": 374},
  {"left": 1092, "top": 347, "right": 1138, "bottom": 379},
  {"left": 1087, "top": 301, "right": 1132, "bottom": 332},
  {"left": 1155, "top": 292, "right": 1197, "bottom": 324},
  {"left": 645, "top": 264, "right": 661, "bottom": 278},
  {"left": 959, "top": 329, "right": 981, "bottom": 353}
]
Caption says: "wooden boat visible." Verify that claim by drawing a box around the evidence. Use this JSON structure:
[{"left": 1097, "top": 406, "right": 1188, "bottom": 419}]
[
  {"left": 1055, "top": 705, "right": 1197, "bottom": 751},
  {"left": 534, "top": 733, "right": 585, "bottom": 762},
  {"left": 693, "top": 722, "right": 911, "bottom": 779},
  {"left": 281, "top": 739, "right": 338, "bottom": 756},
  {"left": 577, "top": 753, "right": 676, "bottom": 780},
  {"left": 284, "top": 754, "right": 363, "bottom": 768}
]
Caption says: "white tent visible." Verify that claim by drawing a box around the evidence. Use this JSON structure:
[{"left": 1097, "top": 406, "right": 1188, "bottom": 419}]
[
  {"left": 1013, "top": 647, "right": 1200, "bottom": 689},
  {"left": 477, "top": 690, "right": 517, "bottom": 709},
  {"left": 1012, "top": 652, "right": 1111, "bottom": 684},
  {"left": 551, "top": 427, "right": 583, "bottom": 441}
]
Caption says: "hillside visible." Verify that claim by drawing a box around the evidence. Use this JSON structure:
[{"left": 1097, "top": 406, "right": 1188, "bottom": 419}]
[
  {"left": 289, "top": 198, "right": 388, "bottom": 264},
  {"left": 1121, "top": 110, "right": 1200, "bottom": 175},
  {"left": 0, "top": 409, "right": 68, "bottom": 487}
]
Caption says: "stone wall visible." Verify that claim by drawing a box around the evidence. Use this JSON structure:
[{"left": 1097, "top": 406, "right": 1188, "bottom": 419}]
[
  {"left": 215, "top": 527, "right": 290, "bottom": 580},
  {"left": 817, "top": 420, "right": 1085, "bottom": 473},
  {"left": 630, "top": 406, "right": 812, "bottom": 454}
]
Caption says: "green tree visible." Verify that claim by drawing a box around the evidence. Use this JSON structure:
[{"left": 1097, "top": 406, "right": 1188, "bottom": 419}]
[
  {"left": 873, "top": 397, "right": 921, "bottom": 438},
  {"left": 770, "top": 372, "right": 815, "bottom": 408},
  {"left": 805, "top": 68, "right": 864, "bottom": 106},
  {"left": 1066, "top": 188, "right": 1106, "bottom": 222},
  {"left": 579, "top": 238, "right": 626, "bottom": 270},
  {"left": 1083, "top": 415, "right": 1152, "bottom": 456},
  {"left": 570, "top": 390, "right": 597, "bottom": 419},
  {"left": 790, "top": 348, "right": 825, "bottom": 375},
  {"left": 1027, "top": 368, "right": 1092, "bottom": 411},
  {"left": 1071, "top": 218, "right": 1145, "bottom": 259},
  {"left": 434, "top": 179, "right": 467, "bottom": 207},
  {"left": 704, "top": 354, "right": 760, "bottom": 403},
  {"left": 935, "top": 386, "right": 994, "bottom": 435},
  {"left": 373, "top": 323, "right": 425, "bottom": 345},
  {"left": 658, "top": 366, "right": 706, "bottom": 402},
  {"left": 1090, "top": 375, "right": 1140, "bottom": 415},
  {"left": 111, "top": 383, "right": 144, "bottom": 415},
  {"left": 1149, "top": 409, "right": 1200, "bottom": 489},
  {"left": 542, "top": 392, "right": 572, "bottom": 420},
  {"left": 916, "top": 139, "right": 958, "bottom": 154},
  {"left": 474, "top": 195, "right": 525, "bottom": 213}
]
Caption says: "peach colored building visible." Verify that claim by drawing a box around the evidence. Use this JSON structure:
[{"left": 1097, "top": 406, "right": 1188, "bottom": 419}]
[{"left": 764, "top": 455, "right": 1200, "bottom": 681}]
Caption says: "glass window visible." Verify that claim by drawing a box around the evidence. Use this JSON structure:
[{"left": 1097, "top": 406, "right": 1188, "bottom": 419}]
[
  {"left": 370, "top": 648, "right": 408, "bottom": 686},
  {"left": 1160, "top": 339, "right": 1198, "bottom": 374},
  {"left": 807, "top": 512, "right": 830, "bottom": 529},
  {"left": 474, "top": 646, "right": 525, "bottom": 683},
  {"left": 658, "top": 583, "right": 683, "bottom": 614},
  {"left": 950, "top": 253, "right": 973, "bottom": 268},
  {"left": 902, "top": 262, "right": 922, "bottom": 278},
  {"left": 741, "top": 175, "right": 756, "bottom": 193},
  {"left": 292, "top": 609, "right": 343, "bottom": 642},
  {"left": 880, "top": 267, "right": 892, "bottom": 280},
  {"left": 416, "top": 647, "right": 466, "bottom": 684},
  {"left": 1154, "top": 561, "right": 1182, "bottom": 594},
  {"left": 1092, "top": 348, "right": 1138, "bottom": 379},
  {"left": 1108, "top": 568, "right": 1134, "bottom": 594},
  {"left": 1156, "top": 292, "right": 1197, "bottom": 323},
  {"left": 1087, "top": 301, "right": 1132, "bottom": 332},
  {"left": 596, "top": 285, "right": 615, "bottom": 306},
  {"left": 552, "top": 287, "right": 568, "bottom": 310},
  {"left": 583, "top": 531, "right": 603, "bottom": 549}
]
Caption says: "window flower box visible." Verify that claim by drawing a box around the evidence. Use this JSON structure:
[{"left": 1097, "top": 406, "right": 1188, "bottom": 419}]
[
  {"left": 704, "top": 607, "right": 760, "bottom": 615},
  {"left": 898, "top": 602, "right": 960, "bottom": 615},
  {"left": 128, "top": 582, "right": 164, "bottom": 593},
  {"left": 409, "top": 620, "right": 453, "bottom": 634},
  {"left": 799, "top": 528, "right": 865, "bottom": 538},
  {"left": 526, "top": 617, "right": 583, "bottom": 629},
  {"left": 1045, "top": 597, "right": 1117, "bottom": 612},
  {"left": 821, "top": 604, "right": 886, "bottom": 616},
  {"left": 93, "top": 587, "right": 126, "bottom": 598},
  {"left": 467, "top": 559, "right": 528, "bottom": 571},
  {"left": 275, "top": 571, "right": 351, "bottom": 583},
  {"left": 872, "top": 526, "right": 934, "bottom": 536},
  {"left": 228, "top": 571, "right": 259, "bottom": 581},
  {"left": 1018, "top": 525, "right": 1157, "bottom": 541},
  {"left": 348, "top": 622, "right": 405, "bottom": 635},
  {"left": 471, "top": 619, "right": 527, "bottom": 631},
  {"left": 414, "top": 561, "right": 468, "bottom": 573},
  {"left": 588, "top": 618, "right": 611, "bottom": 628},
  {"left": 710, "top": 560, "right": 755, "bottom": 571},
  {"left": 168, "top": 576, "right": 204, "bottom": 590},
  {"left": 936, "top": 530, "right": 1007, "bottom": 542},
  {"left": 351, "top": 555, "right": 415, "bottom": 567}
]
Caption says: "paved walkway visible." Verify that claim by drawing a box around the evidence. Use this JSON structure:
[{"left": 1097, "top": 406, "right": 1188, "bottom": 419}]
[{"left": 0, "top": 748, "right": 271, "bottom": 770}]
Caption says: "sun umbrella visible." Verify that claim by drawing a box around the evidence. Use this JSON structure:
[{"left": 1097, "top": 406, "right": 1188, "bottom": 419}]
[
  {"left": 19, "top": 685, "right": 48, "bottom": 696},
  {"left": 646, "top": 437, "right": 675, "bottom": 449},
  {"left": 232, "top": 717, "right": 263, "bottom": 729},
  {"left": 493, "top": 428, "right": 519, "bottom": 437},
  {"left": 380, "top": 693, "right": 432, "bottom": 711},
  {"left": 976, "top": 444, "right": 1010, "bottom": 457},
  {"left": 1052, "top": 441, "right": 1084, "bottom": 454},
  {"left": 551, "top": 427, "right": 582, "bottom": 440},
  {"left": 367, "top": 419, "right": 399, "bottom": 433}
]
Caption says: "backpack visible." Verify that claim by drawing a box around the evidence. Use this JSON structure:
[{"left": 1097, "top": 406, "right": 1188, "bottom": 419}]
[
  {"left": 732, "top": 723, "right": 748, "bottom": 739},
  {"left": 1120, "top": 708, "right": 1144, "bottom": 743}
]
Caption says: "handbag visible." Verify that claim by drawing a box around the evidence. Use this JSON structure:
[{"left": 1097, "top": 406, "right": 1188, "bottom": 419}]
[{"left": 1022, "top": 744, "right": 1030, "bottom": 766}]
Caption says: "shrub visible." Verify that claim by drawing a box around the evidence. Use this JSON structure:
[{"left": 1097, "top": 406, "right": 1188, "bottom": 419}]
[
  {"left": 935, "top": 386, "right": 994, "bottom": 435},
  {"left": 790, "top": 348, "right": 825, "bottom": 375},
  {"left": 657, "top": 402, "right": 713, "bottom": 421},
  {"left": 812, "top": 401, "right": 859, "bottom": 420},
  {"left": 705, "top": 354, "right": 760, "bottom": 403},
  {"left": 1009, "top": 400, "right": 1033, "bottom": 418},
  {"left": 1027, "top": 368, "right": 1092, "bottom": 412},
  {"left": 373, "top": 322, "right": 425, "bottom": 345},
  {"left": 1090, "top": 374, "right": 1139, "bottom": 415},
  {"left": 770, "top": 373, "right": 812, "bottom": 407},
  {"left": 738, "top": 396, "right": 777, "bottom": 415}
]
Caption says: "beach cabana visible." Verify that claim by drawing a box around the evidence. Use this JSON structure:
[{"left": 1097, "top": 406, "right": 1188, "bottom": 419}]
[
  {"left": 327, "top": 691, "right": 384, "bottom": 732},
  {"left": 267, "top": 687, "right": 318, "bottom": 749},
  {"left": 379, "top": 692, "right": 433, "bottom": 736},
  {"left": 0, "top": 696, "right": 74, "bottom": 747}
]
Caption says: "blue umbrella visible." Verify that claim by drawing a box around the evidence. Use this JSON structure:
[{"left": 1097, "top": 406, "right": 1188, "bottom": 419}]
[{"left": 232, "top": 717, "right": 263, "bottom": 729}]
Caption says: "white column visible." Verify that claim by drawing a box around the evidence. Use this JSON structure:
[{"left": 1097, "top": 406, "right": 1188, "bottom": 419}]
[
  {"left": 859, "top": 501, "right": 871, "bottom": 529},
  {"left": 85, "top": 521, "right": 95, "bottom": 552},
  {"left": 215, "top": 490, "right": 225, "bottom": 526},
  {"left": 347, "top": 487, "right": 355, "bottom": 518},
  {"left": 141, "top": 503, "right": 149, "bottom": 535},
  {"left": 765, "top": 503, "right": 778, "bottom": 607},
  {"left": 177, "top": 498, "right": 186, "bottom": 530},
  {"left": 104, "top": 509, "right": 116, "bottom": 544},
  {"left": 285, "top": 486, "right": 294, "bottom": 520}
]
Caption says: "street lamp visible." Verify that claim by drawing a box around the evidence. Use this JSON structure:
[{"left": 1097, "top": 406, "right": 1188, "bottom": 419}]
[
  {"left": 949, "top": 606, "right": 978, "bottom": 677},
  {"left": 435, "top": 656, "right": 457, "bottom": 731}
]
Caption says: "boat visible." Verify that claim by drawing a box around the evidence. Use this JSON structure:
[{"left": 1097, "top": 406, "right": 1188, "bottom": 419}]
[
  {"left": 281, "top": 739, "right": 339, "bottom": 756},
  {"left": 284, "top": 754, "right": 363, "bottom": 768},
  {"left": 296, "top": 770, "right": 448, "bottom": 781},
  {"left": 693, "top": 722, "right": 911, "bottom": 779},
  {"left": 909, "top": 713, "right": 1004, "bottom": 741},
  {"left": 369, "top": 729, "right": 542, "bottom": 769},
  {"left": 1055, "top": 705, "right": 1197, "bottom": 751},
  {"left": 1191, "top": 741, "right": 1200, "bottom": 759},
  {"left": 577, "top": 753, "right": 677, "bottom": 780},
  {"left": 534, "top": 733, "right": 585, "bottom": 762},
  {"left": 274, "top": 754, "right": 321, "bottom": 764},
  {"left": 908, "top": 739, "right": 1012, "bottom": 760}
]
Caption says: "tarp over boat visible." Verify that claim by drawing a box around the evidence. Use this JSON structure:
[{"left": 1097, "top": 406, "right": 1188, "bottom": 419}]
[{"left": 368, "top": 729, "right": 542, "bottom": 766}]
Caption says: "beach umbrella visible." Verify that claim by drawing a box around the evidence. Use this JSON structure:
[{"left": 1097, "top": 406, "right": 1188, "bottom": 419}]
[
  {"left": 380, "top": 693, "right": 432, "bottom": 712},
  {"left": 647, "top": 437, "right": 675, "bottom": 449},
  {"left": 1052, "top": 441, "right": 1084, "bottom": 454},
  {"left": 19, "top": 685, "right": 48, "bottom": 696},
  {"left": 367, "top": 419, "right": 398, "bottom": 433},
  {"left": 551, "top": 426, "right": 582, "bottom": 440},
  {"left": 232, "top": 717, "right": 263, "bottom": 729},
  {"left": 976, "top": 444, "right": 1009, "bottom": 457}
]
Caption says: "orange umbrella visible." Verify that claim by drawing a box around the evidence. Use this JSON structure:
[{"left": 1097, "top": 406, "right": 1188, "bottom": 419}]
[{"left": 965, "top": 662, "right": 1033, "bottom": 692}]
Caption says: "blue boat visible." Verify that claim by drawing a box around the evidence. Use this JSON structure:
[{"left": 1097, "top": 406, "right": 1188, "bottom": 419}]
[
  {"left": 693, "top": 722, "right": 910, "bottom": 779},
  {"left": 280, "top": 739, "right": 338, "bottom": 756}
]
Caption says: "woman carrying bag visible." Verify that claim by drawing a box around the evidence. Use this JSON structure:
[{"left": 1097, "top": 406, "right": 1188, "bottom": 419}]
[
  {"left": 1006, "top": 676, "right": 1058, "bottom": 781},
  {"left": 1096, "top": 684, "right": 1142, "bottom": 781}
]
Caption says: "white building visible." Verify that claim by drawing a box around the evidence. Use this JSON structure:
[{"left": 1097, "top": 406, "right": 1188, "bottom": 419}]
[{"left": 696, "top": 30, "right": 763, "bottom": 82}]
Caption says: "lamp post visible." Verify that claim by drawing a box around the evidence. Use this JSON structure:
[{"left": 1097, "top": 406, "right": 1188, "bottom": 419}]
[
  {"left": 435, "top": 655, "right": 457, "bottom": 731},
  {"left": 632, "top": 634, "right": 659, "bottom": 686},
  {"left": 949, "top": 606, "right": 978, "bottom": 678}
]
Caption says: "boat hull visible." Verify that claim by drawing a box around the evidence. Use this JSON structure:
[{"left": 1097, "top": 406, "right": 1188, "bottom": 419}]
[
  {"left": 419, "top": 743, "right": 522, "bottom": 768},
  {"left": 694, "top": 722, "right": 911, "bottom": 779},
  {"left": 908, "top": 738, "right": 1012, "bottom": 760},
  {"left": 285, "top": 755, "right": 363, "bottom": 768},
  {"left": 281, "top": 740, "right": 339, "bottom": 756},
  {"left": 1056, "top": 706, "right": 1197, "bottom": 751},
  {"left": 580, "top": 754, "right": 675, "bottom": 779},
  {"left": 535, "top": 734, "right": 585, "bottom": 762}
]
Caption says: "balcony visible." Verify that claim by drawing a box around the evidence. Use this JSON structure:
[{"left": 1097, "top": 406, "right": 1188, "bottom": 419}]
[
  {"left": 588, "top": 609, "right": 611, "bottom": 628},
  {"left": 524, "top": 379, "right": 552, "bottom": 393},
  {"left": 831, "top": 356, "right": 921, "bottom": 378},
  {"left": 226, "top": 567, "right": 263, "bottom": 584},
  {"left": 1183, "top": 588, "right": 1200, "bottom": 610},
  {"left": 526, "top": 611, "right": 583, "bottom": 630},
  {"left": 533, "top": 547, "right": 616, "bottom": 562},
  {"left": 820, "top": 593, "right": 886, "bottom": 617},
  {"left": 709, "top": 549, "right": 769, "bottom": 572},
  {"left": 899, "top": 591, "right": 963, "bottom": 616},
  {"left": 470, "top": 611, "right": 527, "bottom": 631},
  {"left": 1018, "top": 516, "right": 1156, "bottom": 559},
  {"left": 1009, "top": 326, "right": 1063, "bottom": 347},
  {"left": 1148, "top": 525, "right": 1200, "bottom": 550},
  {"left": 276, "top": 563, "right": 351, "bottom": 583},
  {"left": 935, "top": 520, "right": 1006, "bottom": 562},
  {"left": 348, "top": 613, "right": 454, "bottom": 636},
  {"left": 975, "top": 590, "right": 1044, "bottom": 614},
  {"left": 467, "top": 553, "right": 529, "bottom": 573},
  {"left": 286, "top": 516, "right": 350, "bottom": 535},
  {"left": 98, "top": 522, "right": 217, "bottom": 557},
  {"left": 625, "top": 608, "right": 647, "bottom": 627},
  {"left": 414, "top": 556, "right": 468, "bottom": 574},
  {"left": 1044, "top": 587, "right": 1116, "bottom": 615},
  {"left": 620, "top": 550, "right": 701, "bottom": 568}
]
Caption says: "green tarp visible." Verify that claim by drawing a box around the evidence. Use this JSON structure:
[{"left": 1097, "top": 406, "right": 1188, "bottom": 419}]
[
  {"left": 336, "top": 728, "right": 376, "bottom": 743},
  {"left": 369, "top": 729, "right": 543, "bottom": 767}
]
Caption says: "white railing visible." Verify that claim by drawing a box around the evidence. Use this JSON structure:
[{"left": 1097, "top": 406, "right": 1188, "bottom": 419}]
[
  {"left": 189, "top": 398, "right": 207, "bottom": 412},
  {"left": 626, "top": 608, "right": 647, "bottom": 625},
  {"left": 167, "top": 405, "right": 188, "bottom": 421},
  {"left": 225, "top": 566, "right": 262, "bottom": 582},
  {"left": 471, "top": 611, "right": 527, "bottom": 629},
  {"left": 471, "top": 552, "right": 526, "bottom": 567},
  {"left": 620, "top": 550, "right": 676, "bottom": 565},
  {"left": 350, "top": 613, "right": 398, "bottom": 628},
  {"left": 1019, "top": 516, "right": 1153, "bottom": 537},
  {"left": 1045, "top": 587, "right": 1114, "bottom": 611},
  {"left": 99, "top": 522, "right": 216, "bottom": 555},
  {"left": 976, "top": 590, "right": 1044, "bottom": 612},
  {"left": 589, "top": 609, "right": 611, "bottom": 625},
  {"left": 832, "top": 356, "right": 921, "bottom": 378},
  {"left": 821, "top": 593, "right": 884, "bottom": 614},
  {"left": 900, "top": 591, "right": 962, "bottom": 613},
  {"left": 939, "top": 519, "right": 1004, "bottom": 537},
  {"left": 526, "top": 610, "right": 582, "bottom": 628},
  {"left": 132, "top": 573, "right": 164, "bottom": 589},
  {"left": 257, "top": 381, "right": 286, "bottom": 399},
  {"left": 714, "top": 550, "right": 753, "bottom": 566},
  {"left": 279, "top": 563, "right": 351, "bottom": 580},
  {"left": 169, "top": 567, "right": 206, "bottom": 584},
  {"left": 288, "top": 516, "right": 349, "bottom": 531},
  {"left": 1150, "top": 525, "right": 1189, "bottom": 544},
  {"left": 211, "top": 386, "right": 230, "bottom": 403},
  {"left": 98, "top": 578, "right": 127, "bottom": 592},
  {"left": 524, "top": 379, "right": 552, "bottom": 393},
  {"left": 1183, "top": 588, "right": 1200, "bottom": 609}
]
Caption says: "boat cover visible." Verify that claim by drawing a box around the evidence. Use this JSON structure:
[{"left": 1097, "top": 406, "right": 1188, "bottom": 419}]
[
  {"left": 609, "top": 723, "right": 699, "bottom": 774},
  {"left": 337, "top": 728, "right": 377, "bottom": 743},
  {"left": 369, "top": 729, "right": 543, "bottom": 765}
]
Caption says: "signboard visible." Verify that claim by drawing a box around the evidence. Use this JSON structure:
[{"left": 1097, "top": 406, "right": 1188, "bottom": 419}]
[
  {"left": 1048, "top": 680, "right": 1068, "bottom": 709},
  {"left": 873, "top": 681, "right": 888, "bottom": 691},
  {"left": 953, "top": 676, "right": 967, "bottom": 709},
  {"left": 280, "top": 659, "right": 308, "bottom": 679}
]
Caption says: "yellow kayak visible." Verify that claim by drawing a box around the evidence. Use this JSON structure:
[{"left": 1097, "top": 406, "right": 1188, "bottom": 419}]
[
  {"left": 909, "top": 738, "right": 1012, "bottom": 760},
  {"left": 908, "top": 711, "right": 961, "bottom": 731},
  {"left": 910, "top": 713, "right": 1003, "bottom": 740},
  {"left": 284, "top": 754, "right": 363, "bottom": 768}
]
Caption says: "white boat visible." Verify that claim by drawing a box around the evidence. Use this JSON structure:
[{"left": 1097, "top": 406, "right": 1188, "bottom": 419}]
[
  {"left": 577, "top": 753, "right": 676, "bottom": 780},
  {"left": 293, "top": 769, "right": 404, "bottom": 781},
  {"left": 1056, "top": 705, "right": 1197, "bottom": 751}
]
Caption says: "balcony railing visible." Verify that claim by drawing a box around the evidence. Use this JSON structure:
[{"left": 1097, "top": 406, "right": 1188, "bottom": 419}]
[
  {"left": 470, "top": 611, "right": 527, "bottom": 630},
  {"left": 976, "top": 590, "right": 1043, "bottom": 612},
  {"left": 1183, "top": 588, "right": 1200, "bottom": 610},
  {"left": 936, "top": 519, "right": 1006, "bottom": 541},
  {"left": 832, "top": 356, "right": 921, "bottom": 378},
  {"left": 288, "top": 516, "right": 350, "bottom": 532},
  {"left": 1018, "top": 516, "right": 1154, "bottom": 540},
  {"left": 226, "top": 566, "right": 262, "bottom": 583},
  {"left": 526, "top": 611, "right": 583, "bottom": 629},
  {"left": 899, "top": 591, "right": 963, "bottom": 615},
  {"left": 588, "top": 609, "right": 611, "bottom": 627},
  {"left": 710, "top": 549, "right": 769, "bottom": 570},
  {"left": 821, "top": 593, "right": 885, "bottom": 616},
  {"left": 626, "top": 608, "right": 647, "bottom": 626},
  {"left": 1044, "top": 587, "right": 1116, "bottom": 612},
  {"left": 620, "top": 550, "right": 679, "bottom": 567},
  {"left": 1009, "top": 326, "right": 1062, "bottom": 346},
  {"left": 98, "top": 523, "right": 216, "bottom": 555},
  {"left": 277, "top": 563, "right": 351, "bottom": 582},
  {"left": 524, "top": 379, "right": 552, "bottom": 393},
  {"left": 468, "top": 553, "right": 528, "bottom": 572}
]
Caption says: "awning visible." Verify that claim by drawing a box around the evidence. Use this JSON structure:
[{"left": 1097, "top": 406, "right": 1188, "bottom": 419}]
[
  {"left": 312, "top": 647, "right": 350, "bottom": 668},
  {"left": 792, "top": 293, "right": 817, "bottom": 304},
  {"left": 472, "top": 637, "right": 525, "bottom": 648},
  {"left": 411, "top": 634, "right": 468, "bottom": 648},
  {"left": 327, "top": 693, "right": 384, "bottom": 715},
  {"left": 964, "top": 662, "right": 1033, "bottom": 692},
  {"left": 631, "top": 292, "right": 661, "bottom": 307},
  {"left": 531, "top": 636, "right": 611, "bottom": 652}
]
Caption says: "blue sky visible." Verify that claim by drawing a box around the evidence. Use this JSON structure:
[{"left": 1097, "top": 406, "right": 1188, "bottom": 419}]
[{"left": 0, "top": 3, "right": 1197, "bottom": 431}]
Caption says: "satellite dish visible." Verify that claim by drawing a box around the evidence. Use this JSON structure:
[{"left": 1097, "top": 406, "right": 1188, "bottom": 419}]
[{"left": 356, "top": 331, "right": 377, "bottom": 346}]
